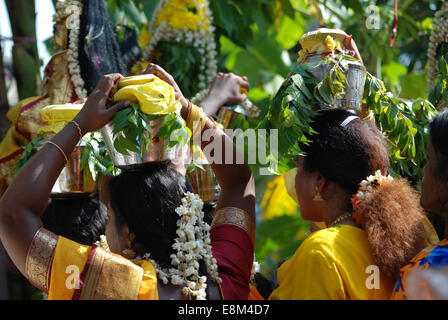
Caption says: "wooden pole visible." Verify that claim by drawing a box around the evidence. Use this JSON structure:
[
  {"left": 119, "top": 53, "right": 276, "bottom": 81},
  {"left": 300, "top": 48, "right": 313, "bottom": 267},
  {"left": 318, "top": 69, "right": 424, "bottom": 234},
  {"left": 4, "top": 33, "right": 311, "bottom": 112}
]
[{"left": 5, "top": 0, "right": 41, "bottom": 101}]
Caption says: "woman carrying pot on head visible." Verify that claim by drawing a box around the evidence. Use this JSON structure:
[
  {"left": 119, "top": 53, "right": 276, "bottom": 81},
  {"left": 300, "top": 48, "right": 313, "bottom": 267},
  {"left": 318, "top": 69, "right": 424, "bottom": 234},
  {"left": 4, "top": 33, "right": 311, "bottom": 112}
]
[
  {"left": 0, "top": 65, "right": 255, "bottom": 300},
  {"left": 269, "top": 108, "right": 434, "bottom": 300},
  {"left": 392, "top": 110, "right": 448, "bottom": 300}
]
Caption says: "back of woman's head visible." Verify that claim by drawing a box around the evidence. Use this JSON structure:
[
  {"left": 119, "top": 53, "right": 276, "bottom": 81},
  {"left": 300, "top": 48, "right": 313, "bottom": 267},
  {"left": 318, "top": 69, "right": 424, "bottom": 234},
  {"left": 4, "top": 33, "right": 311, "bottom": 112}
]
[
  {"left": 299, "top": 108, "right": 389, "bottom": 196},
  {"left": 42, "top": 193, "right": 107, "bottom": 245},
  {"left": 299, "top": 108, "right": 427, "bottom": 278},
  {"left": 429, "top": 109, "right": 448, "bottom": 181},
  {"left": 108, "top": 161, "right": 187, "bottom": 268}
]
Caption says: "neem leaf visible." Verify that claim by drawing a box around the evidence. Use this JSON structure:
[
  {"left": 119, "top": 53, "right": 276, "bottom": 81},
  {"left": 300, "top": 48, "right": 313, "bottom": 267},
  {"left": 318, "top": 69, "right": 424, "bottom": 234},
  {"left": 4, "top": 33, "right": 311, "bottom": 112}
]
[{"left": 113, "top": 135, "right": 130, "bottom": 156}]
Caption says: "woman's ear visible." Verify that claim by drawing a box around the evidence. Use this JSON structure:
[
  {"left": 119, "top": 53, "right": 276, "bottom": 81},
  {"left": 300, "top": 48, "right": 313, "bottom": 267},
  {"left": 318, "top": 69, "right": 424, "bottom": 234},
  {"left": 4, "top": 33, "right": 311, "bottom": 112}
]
[
  {"left": 315, "top": 173, "right": 327, "bottom": 197},
  {"left": 120, "top": 224, "right": 135, "bottom": 248}
]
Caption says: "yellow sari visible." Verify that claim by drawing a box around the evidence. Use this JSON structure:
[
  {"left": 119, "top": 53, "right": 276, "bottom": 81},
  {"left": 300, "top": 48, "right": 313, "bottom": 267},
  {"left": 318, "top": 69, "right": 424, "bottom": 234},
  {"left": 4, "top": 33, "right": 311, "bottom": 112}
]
[
  {"left": 269, "top": 225, "right": 395, "bottom": 300},
  {"left": 26, "top": 228, "right": 158, "bottom": 300},
  {"left": 0, "top": 51, "right": 82, "bottom": 196}
]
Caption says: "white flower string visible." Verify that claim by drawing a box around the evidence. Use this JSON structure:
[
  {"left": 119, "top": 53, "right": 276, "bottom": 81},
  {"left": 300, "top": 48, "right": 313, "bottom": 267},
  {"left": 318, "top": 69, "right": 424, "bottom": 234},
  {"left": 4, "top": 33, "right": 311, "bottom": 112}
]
[
  {"left": 135, "top": 192, "right": 221, "bottom": 300},
  {"left": 94, "top": 235, "right": 110, "bottom": 250},
  {"left": 427, "top": 2, "right": 448, "bottom": 92},
  {"left": 143, "top": 0, "right": 218, "bottom": 104},
  {"left": 355, "top": 170, "right": 394, "bottom": 201},
  {"left": 53, "top": 1, "right": 88, "bottom": 99},
  {"left": 352, "top": 170, "right": 394, "bottom": 225}
]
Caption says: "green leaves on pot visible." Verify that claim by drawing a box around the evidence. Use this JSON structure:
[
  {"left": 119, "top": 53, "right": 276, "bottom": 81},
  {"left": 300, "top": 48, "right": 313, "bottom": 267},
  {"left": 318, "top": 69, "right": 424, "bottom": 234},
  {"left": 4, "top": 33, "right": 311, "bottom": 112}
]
[
  {"left": 364, "top": 73, "right": 437, "bottom": 183},
  {"left": 111, "top": 105, "right": 152, "bottom": 156},
  {"left": 428, "top": 52, "right": 448, "bottom": 109},
  {"left": 258, "top": 54, "right": 437, "bottom": 183},
  {"left": 257, "top": 62, "right": 321, "bottom": 174},
  {"left": 111, "top": 102, "right": 191, "bottom": 156},
  {"left": 80, "top": 132, "right": 120, "bottom": 184}
]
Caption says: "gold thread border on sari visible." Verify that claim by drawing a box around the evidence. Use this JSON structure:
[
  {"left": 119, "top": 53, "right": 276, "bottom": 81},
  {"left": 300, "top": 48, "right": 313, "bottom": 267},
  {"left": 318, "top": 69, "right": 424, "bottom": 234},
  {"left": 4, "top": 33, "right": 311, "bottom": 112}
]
[
  {"left": 25, "top": 228, "right": 58, "bottom": 294},
  {"left": 75, "top": 245, "right": 143, "bottom": 300},
  {"left": 210, "top": 207, "right": 255, "bottom": 245}
]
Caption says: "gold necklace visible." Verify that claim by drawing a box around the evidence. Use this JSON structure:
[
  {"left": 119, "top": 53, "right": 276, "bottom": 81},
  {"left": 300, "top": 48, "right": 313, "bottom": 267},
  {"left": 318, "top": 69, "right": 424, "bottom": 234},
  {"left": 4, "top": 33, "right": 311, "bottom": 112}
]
[{"left": 329, "top": 212, "right": 353, "bottom": 227}]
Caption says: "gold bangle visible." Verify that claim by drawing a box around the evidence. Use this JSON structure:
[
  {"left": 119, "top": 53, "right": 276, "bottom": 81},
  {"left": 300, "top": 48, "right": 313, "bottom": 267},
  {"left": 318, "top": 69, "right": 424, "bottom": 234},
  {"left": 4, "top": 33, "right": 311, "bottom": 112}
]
[
  {"left": 69, "top": 120, "right": 83, "bottom": 139},
  {"left": 44, "top": 141, "right": 68, "bottom": 163}
]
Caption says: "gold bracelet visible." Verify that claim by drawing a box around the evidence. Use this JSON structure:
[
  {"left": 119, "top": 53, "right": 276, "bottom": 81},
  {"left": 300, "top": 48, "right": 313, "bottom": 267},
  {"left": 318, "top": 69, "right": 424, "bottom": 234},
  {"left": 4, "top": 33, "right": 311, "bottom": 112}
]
[
  {"left": 44, "top": 141, "right": 68, "bottom": 163},
  {"left": 69, "top": 120, "right": 83, "bottom": 139}
]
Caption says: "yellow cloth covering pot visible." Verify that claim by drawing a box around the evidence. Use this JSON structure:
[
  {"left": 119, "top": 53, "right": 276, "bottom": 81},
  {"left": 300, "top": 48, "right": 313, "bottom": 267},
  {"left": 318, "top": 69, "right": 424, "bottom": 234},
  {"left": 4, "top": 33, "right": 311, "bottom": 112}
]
[
  {"left": 298, "top": 28, "right": 348, "bottom": 63},
  {"left": 113, "top": 74, "right": 181, "bottom": 115}
]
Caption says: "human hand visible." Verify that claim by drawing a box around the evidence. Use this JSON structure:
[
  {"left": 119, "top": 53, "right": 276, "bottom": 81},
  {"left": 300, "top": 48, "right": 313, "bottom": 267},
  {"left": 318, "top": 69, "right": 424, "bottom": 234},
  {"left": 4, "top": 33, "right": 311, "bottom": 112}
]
[
  {"left": 73, "top": 74, "right": 131, "bottom": 134},
  {"left": 208, "top": 72, "right": 250, "bottom": 106},
  {"left": 141, "top": 63, "right": 188, "bottom": 106}
]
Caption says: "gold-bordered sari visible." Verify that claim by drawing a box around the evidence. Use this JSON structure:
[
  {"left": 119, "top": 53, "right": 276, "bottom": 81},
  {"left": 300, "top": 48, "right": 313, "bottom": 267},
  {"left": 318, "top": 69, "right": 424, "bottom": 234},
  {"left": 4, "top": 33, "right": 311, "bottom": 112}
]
[
  {"left": 25, "top": 206, "right": 254, "bottom": 300},
  {"left": 25, "top": 228, "right": 157, "bottom": 300}
]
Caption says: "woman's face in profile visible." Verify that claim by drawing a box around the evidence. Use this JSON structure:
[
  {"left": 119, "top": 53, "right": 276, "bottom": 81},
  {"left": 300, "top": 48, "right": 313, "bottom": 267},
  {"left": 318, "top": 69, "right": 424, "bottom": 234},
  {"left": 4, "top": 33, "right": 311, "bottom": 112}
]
[
  {"left": 99, "top": 175, "right": 128, "bottom": 254},
  {"left": 295, "top": 156, "right": 323, "bottom": 222},
  {"left": 421, "top": 143, "right": 448, "bottom": 214},
  {"left": 104, "top": 205, "right": 126, "bottom": 254}
]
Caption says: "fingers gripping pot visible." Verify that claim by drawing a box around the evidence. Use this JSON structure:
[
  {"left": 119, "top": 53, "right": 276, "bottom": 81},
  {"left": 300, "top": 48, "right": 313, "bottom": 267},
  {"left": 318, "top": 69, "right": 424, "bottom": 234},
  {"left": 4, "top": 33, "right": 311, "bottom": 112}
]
[
  {"left": 101, "top": 75, "right": 185, "bottom": 169},
  {"left": 298, "top": 28, "right": 367, "bottom": 113}
]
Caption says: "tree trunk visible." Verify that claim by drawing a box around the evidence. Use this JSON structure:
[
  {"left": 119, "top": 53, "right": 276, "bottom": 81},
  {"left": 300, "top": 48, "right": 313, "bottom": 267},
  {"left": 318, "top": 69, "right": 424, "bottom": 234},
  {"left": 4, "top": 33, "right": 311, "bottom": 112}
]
[
  {"left": 5, "top": 0, "right": 41, "bottom": 101},
  {"left": 0, "top": 41, "right": 10, "bottom": 140}
]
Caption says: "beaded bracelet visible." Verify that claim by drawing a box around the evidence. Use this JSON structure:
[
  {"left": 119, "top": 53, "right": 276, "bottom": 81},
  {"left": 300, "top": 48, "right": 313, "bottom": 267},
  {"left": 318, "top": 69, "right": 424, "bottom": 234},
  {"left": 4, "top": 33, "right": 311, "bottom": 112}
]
[{"left": 68, "top": 120, "right": 83, "bottom": 139}]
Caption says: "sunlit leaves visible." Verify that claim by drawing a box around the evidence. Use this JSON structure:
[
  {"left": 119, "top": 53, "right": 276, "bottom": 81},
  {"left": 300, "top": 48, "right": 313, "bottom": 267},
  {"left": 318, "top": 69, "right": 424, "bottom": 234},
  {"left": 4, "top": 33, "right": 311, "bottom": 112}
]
[
  {"left": 111, "top": 102, "right": 191, "bottom": 157},
  {"left": 364, "top": 73, "right": 437, "bottom": 183},
  {"left": 80, "top": 132, "right": 121, "bottom": 183}
]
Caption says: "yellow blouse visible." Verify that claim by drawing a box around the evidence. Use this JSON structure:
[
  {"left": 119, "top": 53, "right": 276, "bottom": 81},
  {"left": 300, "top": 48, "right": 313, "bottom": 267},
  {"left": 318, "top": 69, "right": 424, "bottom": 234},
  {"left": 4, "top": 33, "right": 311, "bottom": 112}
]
[{"left": 269, "top": 225, "right": 394, "bottom": 300}]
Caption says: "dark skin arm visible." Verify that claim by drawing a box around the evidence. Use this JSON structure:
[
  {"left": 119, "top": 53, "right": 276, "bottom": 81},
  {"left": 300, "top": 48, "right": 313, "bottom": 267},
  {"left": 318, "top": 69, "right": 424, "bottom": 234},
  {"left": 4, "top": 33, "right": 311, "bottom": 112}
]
[
  {"left": 0, "top": 74, "right": 130, "bottom": 275},
  {"left": 143, "top": 64, "right": 255, "bottom": 219}
]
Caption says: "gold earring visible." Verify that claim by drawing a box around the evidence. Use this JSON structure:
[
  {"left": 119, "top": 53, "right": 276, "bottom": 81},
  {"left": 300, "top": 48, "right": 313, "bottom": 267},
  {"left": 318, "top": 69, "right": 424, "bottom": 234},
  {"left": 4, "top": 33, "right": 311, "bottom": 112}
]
[{"left": 313, "top": 187, "right": 324, "bottom": 202}]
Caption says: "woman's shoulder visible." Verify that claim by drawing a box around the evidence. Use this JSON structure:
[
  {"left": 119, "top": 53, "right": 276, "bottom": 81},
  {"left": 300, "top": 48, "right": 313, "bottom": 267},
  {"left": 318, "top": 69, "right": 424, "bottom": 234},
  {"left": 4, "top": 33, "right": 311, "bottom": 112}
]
[
  {"left": 296, "top": 225, "right": 369, "bottom": 265},
  {"left": 303, "top": 225, "right": 366, "bottom": 249}
]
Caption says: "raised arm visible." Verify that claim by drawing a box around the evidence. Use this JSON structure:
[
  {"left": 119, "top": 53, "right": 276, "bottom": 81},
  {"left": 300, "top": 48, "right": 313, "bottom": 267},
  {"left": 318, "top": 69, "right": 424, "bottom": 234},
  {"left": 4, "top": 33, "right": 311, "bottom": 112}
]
[
  {"left": 0, "top": 74, "right": 129, "bottom": 275},
  {"left": 143, "top": 64, "right": 255, "bottom": 219}
]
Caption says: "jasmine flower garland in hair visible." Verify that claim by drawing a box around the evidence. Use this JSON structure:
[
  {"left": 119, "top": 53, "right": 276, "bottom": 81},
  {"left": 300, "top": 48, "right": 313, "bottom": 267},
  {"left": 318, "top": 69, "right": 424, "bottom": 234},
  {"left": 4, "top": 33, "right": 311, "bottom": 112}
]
[
  {"left": 351, "top": 170, "right": 394, "bottom": 225},
  {"left": 94, "top": 235, "right": 110, "bottom": 250},
  {"left": 135, "top": 192, "right": 221, "bottom": 300}
]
